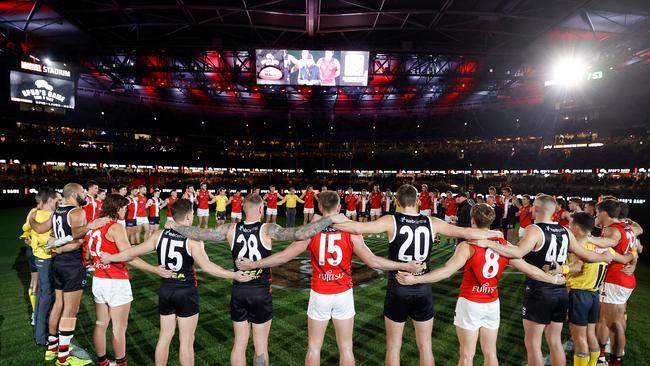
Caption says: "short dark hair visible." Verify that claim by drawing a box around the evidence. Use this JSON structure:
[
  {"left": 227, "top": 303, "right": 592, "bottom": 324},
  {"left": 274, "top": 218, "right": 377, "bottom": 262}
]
[
  {"left": 100, "top": 194, "right": 130, "bottom": 220},
  {"left": 396, "top": 184, "right": 417, "bottom": 208},
  {"left": 617, "top": 202, "right": 629, "bottom": 219},
  {"left": 117, "top": 185, "right": 127, "bottom": 191},
  {"left": 596, "top": 199, "right": 620, "bottom": 218},
  {"left": 317, "top": 191, "right": 340, "bottom": 213},
  {"left": 86, "top": 180, "right": 98, "bottom": 189},
  {"left": 471, "top": 203, "right": 496, "bottom": 229},
  {"left": 37, "top": 186, "right": 57, "bottom": 203},
  {"left": 556, "top": 197, "right": 567, "bottom": 210},
  {"left": 171, "top": 198, "right": 193, "bottom": 221},
  {"left": 569, "top": 197, "right": 584, "bottom": 209},
  {"left": 571, "top": 212, "right": 594, "bottom": 233},
  {"left": 502, "top": 187, "right": 512, "bottom": 194}
]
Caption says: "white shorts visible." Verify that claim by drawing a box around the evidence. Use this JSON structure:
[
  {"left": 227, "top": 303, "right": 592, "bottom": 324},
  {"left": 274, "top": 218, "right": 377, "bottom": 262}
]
[
  {"left": 304, "top": 208, "right": 314, "bottom": 214},
  {"left": 136, "top": 216, "right": 148, "bottom": 225},
  {"left": 307, "top": 289, "right": 355, "bottom": 321},
  {"left": 197, "top": 208, "right": 209, "bottom": 217},
  {"left": 454, "top": 297, "right": 500, "bottom": 330},
  {"left": 345, "top": 210, "right": 357, "bottom": 218},
  {"left": 266, "top": 208, "right": 277, "bottom": 216},
  {"left": 231, "top": 212, "right": 242, "bottom": 219},
  {"left": 92, "top": 277, "right": 133, "bottom": 307},
  {"left": 601, "top": 282, "right": 634, "bottom": 305},
  {"left": 419, "top": 209, "right": 431, "bottom": 217},
  {"left": 444, "top": 215, "right": 454, "bottom": 223},
  {"left": 370, "top": 208, "right": 382, "bottom": 216},
  {"left": 117, "top": 219, "right": 126, "bottom": 227}
]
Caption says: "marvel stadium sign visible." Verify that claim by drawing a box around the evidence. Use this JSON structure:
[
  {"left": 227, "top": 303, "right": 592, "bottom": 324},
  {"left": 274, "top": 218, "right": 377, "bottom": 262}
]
[{"left": 20, "top": 61, "right": 71, "bottom": 78}]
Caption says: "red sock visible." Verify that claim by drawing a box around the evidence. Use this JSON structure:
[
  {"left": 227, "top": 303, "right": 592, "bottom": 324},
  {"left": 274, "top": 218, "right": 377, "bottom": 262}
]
[
  {"left": 610, "top": 355, "right": 623, "bottom": 366},
  {"left": 116, "top": 355, "right": 127, "bottom": 366},
  {"left": 599, "top": 344, "right": 607, "bottom": 357}
]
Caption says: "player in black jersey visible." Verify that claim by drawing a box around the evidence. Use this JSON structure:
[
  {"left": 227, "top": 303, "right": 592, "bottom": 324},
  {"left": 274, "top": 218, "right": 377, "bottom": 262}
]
[
  {"left": 29, "top": 183, "right": 110, "bottom": 366},
  {"left": 173, "top": 193, "right": 349, "bottom": 366},
  {"left": 102, "top": 198, "right": 253, "bottom": 366},
  {"left": 333, "top": 184, "right": 503, "bottom": 366},
  {"left": 476, "top": 195, "right": 613, "bottom": 366}
]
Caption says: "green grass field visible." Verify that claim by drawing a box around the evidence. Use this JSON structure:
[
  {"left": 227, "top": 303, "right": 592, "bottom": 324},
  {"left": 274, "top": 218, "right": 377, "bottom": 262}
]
[{"left": 1, "top": 207, "right": 649, "bottom": 365}]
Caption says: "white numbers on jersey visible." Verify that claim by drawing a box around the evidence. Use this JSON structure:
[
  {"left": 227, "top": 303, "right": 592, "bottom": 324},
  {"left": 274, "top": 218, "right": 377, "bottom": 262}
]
[
  {"left": 625, "top": 231, "right": 637, "bottom": 251},
  {"left": 318, "top": 233, "right": 343, "bottom": 266},
  {"left": 482, "top": 248, "right": 500, "bottom": 279},
  {"left": 53, "top": 215, "right": 66, "bottom": 239},
  {"left": 545, "top": 234, "right": 569, "bottom": 263},
  {"left": 159, "top": 237, "right": 185, "bottom": 271},
  {"left": 236, "top": 234, "right": 263, "bottom": 261},
  {"left": 87, "top": 230, "right": 103, "bottom": 258},
  {"left": 397, "top": 225, "right": 430, "bottom": 262}
]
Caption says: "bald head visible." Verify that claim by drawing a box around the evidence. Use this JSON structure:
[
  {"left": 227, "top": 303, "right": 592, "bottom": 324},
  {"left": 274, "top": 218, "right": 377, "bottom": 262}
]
[
  {"left": 533, "top": 194, "right": 556, "bottom": 219},
  {"left": 62, "top": 183, "right": 87, "bottom": 207}
]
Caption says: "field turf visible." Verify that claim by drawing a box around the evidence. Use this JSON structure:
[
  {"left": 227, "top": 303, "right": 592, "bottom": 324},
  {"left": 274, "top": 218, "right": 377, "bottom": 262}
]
[{"left": 1, "top": 207, "right": 649, "bottom": 365}]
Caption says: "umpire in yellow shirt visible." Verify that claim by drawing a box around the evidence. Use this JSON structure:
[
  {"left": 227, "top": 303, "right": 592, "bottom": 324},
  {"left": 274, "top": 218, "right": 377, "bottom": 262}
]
[
  {"left": 29, "top": 187, "right": 59, "bottom": 346},
  {"left": 278, "top": 187, "right": 304, "bottom": 227}
]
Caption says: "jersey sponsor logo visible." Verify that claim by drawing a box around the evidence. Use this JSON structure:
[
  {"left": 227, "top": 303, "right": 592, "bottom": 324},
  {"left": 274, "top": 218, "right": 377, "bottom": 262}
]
[
  {"left": 318, "top": 270, "right": 346, "bottom": 282},
  {"left": 472, "top": 282, "right": 498, "bottom": 295}
]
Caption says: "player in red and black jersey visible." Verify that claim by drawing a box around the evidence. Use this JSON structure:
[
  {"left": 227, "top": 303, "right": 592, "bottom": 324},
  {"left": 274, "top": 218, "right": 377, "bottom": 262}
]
[
  {"left": 334, "top": 185, "right": 504, "bottom": 366},
  {"left": 102, "top": 199, "right": 252, "bottom": 366},
  {"left": 236, "top": 191, "right": 421, "bottom": 366},
  {"left": 398, "top": 204, "right": 563, "bottom": 366}
]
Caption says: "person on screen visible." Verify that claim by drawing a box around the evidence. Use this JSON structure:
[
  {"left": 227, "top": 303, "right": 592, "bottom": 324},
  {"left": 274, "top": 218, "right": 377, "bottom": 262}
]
[
  {"left": 297, "top": 54, "right": 320, "bottom": 85},
  {"left": 317, "top": 51, "right": 341, "bottom": 86}
]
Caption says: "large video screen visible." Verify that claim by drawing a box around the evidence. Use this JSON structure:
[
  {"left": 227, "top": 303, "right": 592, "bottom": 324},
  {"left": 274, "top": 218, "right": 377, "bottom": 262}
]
[
  {"left": 10, "top": 70, "right": 76, "bottom": 109},
  {"left": 256, "top": 49, "right": 369, "bottom": 86}
]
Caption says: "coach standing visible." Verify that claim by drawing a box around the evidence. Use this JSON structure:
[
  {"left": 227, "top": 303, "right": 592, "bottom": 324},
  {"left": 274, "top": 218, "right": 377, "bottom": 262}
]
[
  {"left": 455, "top": 193, "right": 472, "bottom": 228},
  {"left": 278, "top": 187, "right": 304, "bottom": 227}
]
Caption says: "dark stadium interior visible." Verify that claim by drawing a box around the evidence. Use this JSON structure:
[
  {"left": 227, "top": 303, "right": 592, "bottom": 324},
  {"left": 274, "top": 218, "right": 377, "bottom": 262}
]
[{"left": 1, "top": 0, "right": 650, "bottom": 364}]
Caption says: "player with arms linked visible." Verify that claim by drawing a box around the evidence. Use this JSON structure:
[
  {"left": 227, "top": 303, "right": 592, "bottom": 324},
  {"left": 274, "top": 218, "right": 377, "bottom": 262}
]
[{"left": 101, "top": 199, "right": 253, "bottom": 366}]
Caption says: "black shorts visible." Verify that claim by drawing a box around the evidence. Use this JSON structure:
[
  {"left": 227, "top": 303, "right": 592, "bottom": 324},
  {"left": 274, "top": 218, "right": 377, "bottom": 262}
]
[
  {"left": 217, "top": 211, "right": 227, "bottom": 220},
  {"left": 522, "top": 284, "right": 568, "bottom": 324},
  {"left": 231, "top": 285, "right": 273, "bottom": 324},
  {"left": 26, "top": 246, "right": 37, "bottom": 273},
  {"left": 125, "top": 219, "right": 137, "bottom": 227},
  {"left": 52, "top": 259, "right": 87, "bottom": 292},
  {"left": 358, "top": 211, "right": 370, "bottom": 218},
  {"left": 569, "top": 290, "right": 600, "bottom": 326},
  {"left": 160, "top": 284, "right": 199, "bottom": 318},
  {"left": 384, "top": 283, "right": 434, "bottom": 323},
  {"left": 149, "top": 217, "right": 160, "bottom": 226},
  {"left": 501, "top": 218, "right": 515, "bottom": 230}
]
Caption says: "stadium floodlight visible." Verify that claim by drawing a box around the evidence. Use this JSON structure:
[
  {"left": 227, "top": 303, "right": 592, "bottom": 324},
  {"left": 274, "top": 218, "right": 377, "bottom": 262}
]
[
  {"left": 44, "top": 57, "right": 52, "bottom": 65},
  {"left": 545, "top": 57, "right": 587, "bottom": 87}
]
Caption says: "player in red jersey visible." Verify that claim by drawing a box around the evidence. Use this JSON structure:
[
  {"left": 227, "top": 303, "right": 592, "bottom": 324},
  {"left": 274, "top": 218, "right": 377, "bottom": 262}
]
[
  {"left": 417, "top": 184, "right": 433, "bottom": 217},
  {"left": 263, "top": 185, "right": 283, "bottom": 224},
  {"left": 227, "top": 190, "right": 244, "bottom": 223},
  {"left": 301, "top": 185, "right": 317, "bottom": 223},
  {"left": 83, "top": 181, "right": 100, "bottom": 223},
  {"left": 96, "top": 189, "right": 106, "bottom": 216},
  {"left": 488, "top": 186, "right": 503, "bottom": 208},
  {"left": 444, "top": 191, "right": 458, "bottom": 223},
  {"left": 196, "top": 182, "right": 214, "bottom": 229},
  {"left": 370, "top": 184, "right": 384, "bottom": 221},
  {"left": 125, "top": 187, "right": 139, "bottom": 244},
  {"left": 344, "top": 187, "right": 357, "bottom": 221},
  {"left": 87, "top": 194, "right": 171, "bottom": 366},
  {"left": 163, "top": 191, "right": 178, "bottom": 227},
  {"left": 552, "top": 198, "right": 571, "bottom": 228},
  {"left": 397, "top": 203, "right": 563, "bottom": 366},
  {"left": 236, "top": 191, "right": 423, "bottom": 366},
  {"left": 135, "top": 185, "right": 149, "bottom": 244},
  {"left": 517, "top": 195, "right": 534, "bottom": 241},
  {"left": 146, "top": 189, "right": 166, "bottom": 239},
  {"left": 594, "top": 200, "right": 641, "bottom": 366}
]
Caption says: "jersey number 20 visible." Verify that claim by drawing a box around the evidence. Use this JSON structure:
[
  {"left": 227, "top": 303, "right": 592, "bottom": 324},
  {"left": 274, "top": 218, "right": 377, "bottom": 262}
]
[{"left": 397, "top": 226, "right": 430, "bottom": 262}]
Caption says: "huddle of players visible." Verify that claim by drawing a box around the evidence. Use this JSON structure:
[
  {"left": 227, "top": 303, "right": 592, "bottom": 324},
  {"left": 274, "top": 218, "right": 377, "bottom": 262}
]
[{"left": 22, "top": 180, "right": 641, "bottom": 366}]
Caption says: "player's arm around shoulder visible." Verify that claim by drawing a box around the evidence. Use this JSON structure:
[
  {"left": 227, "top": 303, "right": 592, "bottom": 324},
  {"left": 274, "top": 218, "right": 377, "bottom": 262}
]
[
  {"left": 351, "top": 234, "right": 423, "bottom": 272},
  {"left": 190, "top": 239, "right": 252, "bottom": 282},
  {"left": 509, "top": 258, "right": 565, "bottom": 285},
  {"left": 569, "top": 230, "right": 612, "bottom": 263},
  {"left": 174, "top": 223, "right": 233, "bottom": 243},
  {"left": 398, "top": 242, "right": 472, "bottom": 285},
  {"left": 333, "top": 214, "right": 391, "bottom": 235}
]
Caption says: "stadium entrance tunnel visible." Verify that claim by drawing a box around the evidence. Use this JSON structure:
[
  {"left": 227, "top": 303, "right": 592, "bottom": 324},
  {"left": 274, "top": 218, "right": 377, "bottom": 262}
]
[{"left": 271, "top": 257, "right": 383, "bottom": 289}]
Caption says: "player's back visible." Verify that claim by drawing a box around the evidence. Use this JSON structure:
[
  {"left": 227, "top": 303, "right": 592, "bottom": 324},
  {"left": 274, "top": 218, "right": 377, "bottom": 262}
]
[
  {"left": 53, "top": 205, "right": 81, "bottom": 262},
  {"left": 231, "top": 221, "right": 272, "bottom": 288},
  {"left": 388, "top": 213, "right": 434, "bottom": 289},
  {"left": 87, "top": 221, "right": 128, "bottom": 279},
  {"left": 604, "top": 222, "right": 636, "bottom": 288},
  {"left": 523, "top": 222, "right": 569, "bottom": 289},
  {"left": 308, "top": 226, "right": 354, "bottom": 294},
  {"left": 156, "top": 229, "right": 197, "bottom": 287},
  {"left": 459, "top": 240, "right": 510, "bottom": 303}
]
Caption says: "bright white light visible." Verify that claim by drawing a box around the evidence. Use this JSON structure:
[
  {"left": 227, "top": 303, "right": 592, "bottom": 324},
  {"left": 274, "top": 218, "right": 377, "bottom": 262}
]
[
  {"left": 44, "top": 57, "right": 52, "bottom": 65},
  {"left": 546, "top": 58, "right": 587, "bottom": 86}
]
